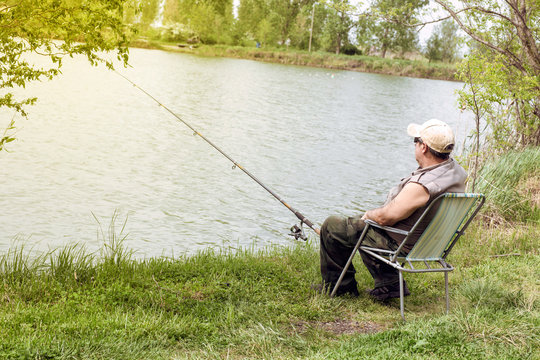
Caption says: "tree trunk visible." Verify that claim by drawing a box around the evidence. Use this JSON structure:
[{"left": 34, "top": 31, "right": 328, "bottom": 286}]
[
  {"left": 512, "top": 0, "right": 540, "bottom": 74},
  {"left": 381, "top": 27, "right": 389, "bottom": 58}
]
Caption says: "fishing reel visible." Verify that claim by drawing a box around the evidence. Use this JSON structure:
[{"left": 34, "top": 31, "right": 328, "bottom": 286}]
[{"left": 289, "top": 221, "right": 307, "bottom": 241}]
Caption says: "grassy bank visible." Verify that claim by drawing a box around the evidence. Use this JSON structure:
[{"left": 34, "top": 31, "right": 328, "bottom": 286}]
[
  {"left": 130, "top": 39, "right": 457, "bottom": 81},
  {"left": 1, "top": 148, "right": 538, "bottom": 359},
  {"left": 1, "top": 224, "right": 538, "bottom": 359}
]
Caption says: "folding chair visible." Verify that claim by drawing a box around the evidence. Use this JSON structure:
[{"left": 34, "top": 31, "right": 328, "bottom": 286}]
[{"left": 331, "top": 193, "right": 485, "bottom": 320}]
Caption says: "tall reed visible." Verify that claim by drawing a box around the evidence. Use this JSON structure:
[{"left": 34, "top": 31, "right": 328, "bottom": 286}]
[
  {"left": 474, "top": 146, "right": 539, "bottom": 223},
  {"left": 0, "top": 245, "right": 46, "bottom": 283}
]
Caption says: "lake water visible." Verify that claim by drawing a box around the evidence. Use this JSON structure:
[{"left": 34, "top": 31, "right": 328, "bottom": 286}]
[{"left": 0, "top": 48, "right": 472, "bottom": 257}]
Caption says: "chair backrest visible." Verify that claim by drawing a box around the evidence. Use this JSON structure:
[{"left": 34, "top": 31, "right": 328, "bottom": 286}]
[{"left": 406, "top": 193, "right": 485, "bottom": 261}]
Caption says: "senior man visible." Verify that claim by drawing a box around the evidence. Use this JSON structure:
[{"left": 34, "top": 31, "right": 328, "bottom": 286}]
[{"left": 316, "top": 119, "right": 467, "bottom": 299}]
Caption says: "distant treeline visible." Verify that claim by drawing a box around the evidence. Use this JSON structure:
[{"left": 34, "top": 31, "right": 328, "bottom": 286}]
[{"left": 126, "top": 0, "right": 460, "bottom": 62}]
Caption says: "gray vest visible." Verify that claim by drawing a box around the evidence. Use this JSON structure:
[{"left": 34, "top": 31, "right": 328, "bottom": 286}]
[{"left": 385, "top": 158, "right": 467, "bottom": 252}]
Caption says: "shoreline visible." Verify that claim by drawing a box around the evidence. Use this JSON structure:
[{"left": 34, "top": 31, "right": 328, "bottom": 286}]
[{"left": 129, "top": 39, "right": 458, "bottom": 82}]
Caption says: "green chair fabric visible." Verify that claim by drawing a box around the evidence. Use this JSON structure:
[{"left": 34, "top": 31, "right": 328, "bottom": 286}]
[{"left": 407, "top": 193, "right": 482, "bottom": 261}]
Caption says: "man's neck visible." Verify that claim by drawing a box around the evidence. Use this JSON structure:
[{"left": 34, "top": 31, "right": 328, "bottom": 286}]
[{"left": 419, "top": 157, "right": 449, "bottom": 169}]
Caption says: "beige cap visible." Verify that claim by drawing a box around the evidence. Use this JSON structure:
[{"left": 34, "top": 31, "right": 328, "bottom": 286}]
[{"left": 407, "top": 119, "right": 455, "bottom": 153}]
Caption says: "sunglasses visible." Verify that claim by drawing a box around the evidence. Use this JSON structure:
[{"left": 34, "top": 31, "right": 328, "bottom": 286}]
[{"left": 414, "top": 137, "right": 423, "bottom": 144}]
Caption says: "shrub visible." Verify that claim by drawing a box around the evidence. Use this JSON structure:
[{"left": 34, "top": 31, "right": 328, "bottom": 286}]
[
  {"left": 341, "top": 44, "right": 362, "bottom": 56},
  {"left": 159, "top": 23, "right": 196, "bottom": 42}
]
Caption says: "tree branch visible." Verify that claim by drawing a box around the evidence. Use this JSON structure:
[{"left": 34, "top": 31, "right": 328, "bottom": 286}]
[
  {"left": 469, "top": 5, "right": 517, "bottom": 27},
  {"left": 432, "top": 0, "right": 526, "bottom": 73},
  {"left": 503, "top": 0, "right": 520, "bottom": 16},
  {"left": 371, "top": 7, "right": 474, "bottom": 29},
  {"left": 0, "top": 4, "right": 17, "bottom": 13}
]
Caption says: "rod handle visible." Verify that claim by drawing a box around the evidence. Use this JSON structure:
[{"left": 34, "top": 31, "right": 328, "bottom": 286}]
[{"left": 294, "top": 211, "right": 320, "bottom": 235}]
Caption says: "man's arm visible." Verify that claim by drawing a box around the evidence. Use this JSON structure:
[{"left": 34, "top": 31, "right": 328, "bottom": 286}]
[{"left": 362, "top": 183, "right": 429, "bottom": 226}]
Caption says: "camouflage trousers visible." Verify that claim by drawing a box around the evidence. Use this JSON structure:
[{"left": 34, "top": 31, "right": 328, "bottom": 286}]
[{"left": 319, "top": 214, "right": 405, "bottom": 292}]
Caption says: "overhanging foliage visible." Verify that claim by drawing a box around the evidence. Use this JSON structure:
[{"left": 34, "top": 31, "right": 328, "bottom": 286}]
[{"left": 0, "top": 0, "right": 135, "bottom": 151}]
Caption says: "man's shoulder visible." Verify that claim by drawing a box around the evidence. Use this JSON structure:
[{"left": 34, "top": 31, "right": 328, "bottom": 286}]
[
  {"left": 427, "top": 158, "right": 466, "bottom": 178},
  {"left": 414, "top": 159, "right": 467, "bottom": 195},
  {"left": 448, "top": 158, "right": 468, "bottom": 182}
]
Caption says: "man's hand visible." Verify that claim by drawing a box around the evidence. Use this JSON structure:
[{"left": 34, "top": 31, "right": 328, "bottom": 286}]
[{"left": 362, "top": 183, "right": 429, "bottom": 226}]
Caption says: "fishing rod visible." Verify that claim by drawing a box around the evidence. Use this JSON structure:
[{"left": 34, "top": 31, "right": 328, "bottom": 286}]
[{"left": 116, "top": 71, "right": 320, "bottom": 240}]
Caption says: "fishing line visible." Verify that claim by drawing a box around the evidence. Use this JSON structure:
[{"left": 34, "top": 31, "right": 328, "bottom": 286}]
[{"left": 115, "top": 70, "right": 320, "bottom": 239}]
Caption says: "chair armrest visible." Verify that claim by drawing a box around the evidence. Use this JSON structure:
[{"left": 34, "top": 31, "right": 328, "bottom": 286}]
[{"left": 364, "top": 219, "right": 410, "bottom": 236}]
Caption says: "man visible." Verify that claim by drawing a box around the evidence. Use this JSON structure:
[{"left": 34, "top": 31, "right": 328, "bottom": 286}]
[{"left": 317, "top": 119, "right": 467, "bottom": 299}]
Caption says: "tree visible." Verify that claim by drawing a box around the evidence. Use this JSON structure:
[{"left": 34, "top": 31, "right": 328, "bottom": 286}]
[
  {"left": 190, "top": 1, "right": 231, "bottom": 44},
  {"left": 424, "top": 30, "right": 443, "bottom": 62},
  {"left": 357, "top": 0, "right": 427, "bottom": 58},
  {"left": 0, "top": 0, "right": 134, "bottom": 151},
  {"left": 288, "top": 3, "right": 319, "bottom": 50},
  {"left": 424, "top": 19, "right": 460, "bottom": 62},
  {"left": 321, "top": 0, "right": 354, "bottom": 54},
  {"left": 163, "top": 0, "right": 184, "bottom": 24},
  {"left": 264, "top": 0, "right": 311, "bottom": 46},
  {"left": 236, "top": 0, "right": 310, "bottom": 47},
  {"left": 236, "top": 0, "right": 269, "bottom": 42},
  {"left": 439, "top": 18, "right": 460, "bottom": 62},
  {"left": 433, "top": 0, "right": 540, "bottom": 150},
  {"left": 139, "top": 0, "right": 161, "bottom": 30},
  {"left": 163, "top": 0, "right": 233, "bottom": 44}
]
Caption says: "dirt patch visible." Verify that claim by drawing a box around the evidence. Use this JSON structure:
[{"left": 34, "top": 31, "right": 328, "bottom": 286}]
[
  {"left": 188, "top": 291, "right": 205, "bottom": 301},
  {"left": 292, "top": 319, "right": 384, "bottom": 335}
]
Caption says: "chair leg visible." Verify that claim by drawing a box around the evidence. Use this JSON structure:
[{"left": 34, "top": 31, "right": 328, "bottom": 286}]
[
  {"left": 445, "top": 271, "right": 449, "bottom": 314},
  {"left": 330, "top": 244, "right": 358, "bottom": 297},
  {"left": 399, "top": 271, "right": 405, "bottom": 321},
  {"left": 330, "top": 225, "right": 370, "bottom": 297}
]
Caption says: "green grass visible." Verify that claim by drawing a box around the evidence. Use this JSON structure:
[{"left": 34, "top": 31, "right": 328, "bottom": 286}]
[{"left": 0, "top": 218, "right": 538, "bottom": 359}]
